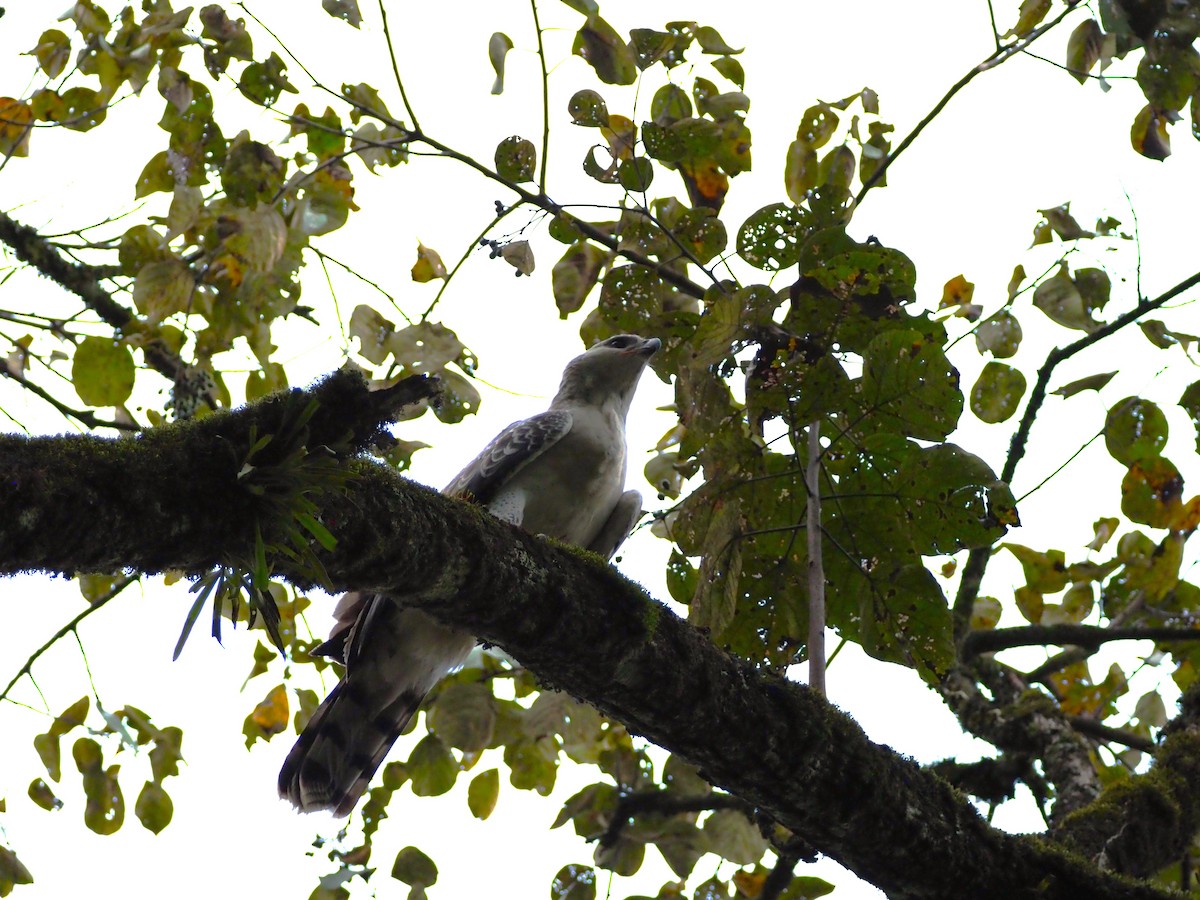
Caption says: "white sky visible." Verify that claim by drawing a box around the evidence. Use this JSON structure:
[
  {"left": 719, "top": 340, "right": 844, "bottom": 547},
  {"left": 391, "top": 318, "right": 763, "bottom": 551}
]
[{"left": 2, "top": 2, "right": 1199, "bottom": 898}]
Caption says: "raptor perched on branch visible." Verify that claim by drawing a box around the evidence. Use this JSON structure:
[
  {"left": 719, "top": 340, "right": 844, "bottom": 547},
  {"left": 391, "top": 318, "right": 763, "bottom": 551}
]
[{"left": 279, "top": 334, "right": 661, "bottom": 816}]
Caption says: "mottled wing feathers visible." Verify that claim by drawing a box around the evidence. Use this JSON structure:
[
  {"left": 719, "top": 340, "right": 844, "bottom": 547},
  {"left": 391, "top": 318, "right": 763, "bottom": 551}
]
[{"left": 442, "top": 410, "right": 572, "bottom": 505}]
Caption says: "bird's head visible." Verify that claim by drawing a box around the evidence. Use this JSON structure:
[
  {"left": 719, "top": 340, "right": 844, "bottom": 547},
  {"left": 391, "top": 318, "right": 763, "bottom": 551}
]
[{"left": 552, "top": 334, "right": 660, "bottom": 416}]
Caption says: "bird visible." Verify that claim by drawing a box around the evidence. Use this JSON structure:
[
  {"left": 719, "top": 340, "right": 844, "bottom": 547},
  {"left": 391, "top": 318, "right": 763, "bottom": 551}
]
[{"left": 279, "top": 333, "right": 661, "bottom": 816}]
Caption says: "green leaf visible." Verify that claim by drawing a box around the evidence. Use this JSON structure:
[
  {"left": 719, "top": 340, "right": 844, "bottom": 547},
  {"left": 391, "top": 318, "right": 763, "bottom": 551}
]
[
  {"left": 975, "top": 310, "right": 1022, "bottom": 358},
  {"left": 898, "top": 444, "right": 1016, "bottom": 552},
  {"left": 1137, "top": 43, "right": 1200, "bottom": 112},
  {"left": 703, "top": 809, "right": 766, "bottom": 865},
  {"left": 467, "top": 768, "right": 499, "bottom": 820},
  {"left": 1004, "top": 544, "right": 1069, "bottom": 594},
  {"left": 495, "top": 136, "right": 537, "bottom": 183},
  {"left": 1181, "top": 381, "right": 1200, "bottom": 452},
  {"left": 1122, "top": 457, "right": 1183, "bottom": 528},
  {"left": 1033, "top": 266, "right": 1099, "bottom": 331},
  {"left": 552, "top": 782, "right": 619, "bottom": 835},
  {"left": 74, "top": 739, "right": 124, "bottom": 835},
  {"left": 1066, "top": 18, "right": 1102, "bottom": 84},
  {"left": 552, "top": 242, "right": 609, "bottom": 317},
  {"left": 675, "top": 206, "right": 727, "bottom": 264},
  {"left": 133, "top": 258, "right": 193, "bottom": 324},
  {"left": 784, "top": 140, "right": 818, "bottom": 203},
  {"left": 134, "top": 781, "right": 173, "bottom": 834},
  {"left": 1052, "top": 371, "right": 1116, "bottom": 398},
  {"left": 1131, "top": 103, "right": 1171, "bottom": 160},
  {"left": 593, "top": 836, "right": 644, "bottom": 876},
  {"left": 392, "top": 846, "right": 438, "bottom": 887},
  {"left": 0, "top": 846, "right": 34, "bottom": 892},
  {"left": 322, "top": 0, "right": 362, "bottom": 26},
  {"left": 599, "top": 265, "right": 664, "bottom": 333},
  {"left": 796, "top": 103, "right": 838, "bottom": 148},
  {"left": 551, "top": 864, "right": 597, "bottom": 900},
  {"left": 30, "top": 29, "right": 70, "bottom": 78},
  {"left": 503, "top": 737, "right": 559, "bottom": 795},
  {"left": 431, "top": 369, "right": 480, "bottom": 423},
  {"left": 970, "top": 361, "right": 1027, "bottom": 424},
  {"left": 737, "top": 203, "right": 810, "bottom": 271},
  {"left": 629, "top": 29, "right": 681, "bottom": 70},
  {"left": 1105, "top": 397, "right": 1168, "bottom": 465},
  {"left": 489, "top": 32, "right": 514, "bottom": 94},
  {"left": 134, "top": 151, "right": 175, "bottom": 198},
  {"left": 618, "top": 157, "right": 654, "bottom": 192},
  {"left": 72, "top": 337, "right": 135, "bottom": 407},
  {"left": 573, "top": 15, "right": 637, "bottom": 85},
  {"left": 713, "top": 56, "right": 745, "bottom": 88},
  {"left": 695, "top": 25, "right": 742, "bottom": 55},
  {"left": 568, "top": 89, "right": 608, "bottom": 127},
  {"left": 854, "top": 564, "right": 955, "bottom": 681},
  {"left": 428, "top": 682, "right": 495, "bottom": 751},
  {"left": 27, "top": 777, "right": 61, "bottom": 811},
  {"left": 58, "top": 87, "right": 106, "bottom": 131},
  {"left": 237, "top": 52, "right": 296, "bottom": 106},
  {"left": 650, "top": 84, "right": 691, "bottom": 124},
  {"left": 1006, "top": 0, "right": 1051, "bottom": 37},
  {"left": 851, "top": 330, "right": 962, "bottom": 441},
  {"left": 690, "top": 290, "right": 743, "bottom": 368},
  {"left": 408, "top": 734, "right": 458, "bottom": 796}
]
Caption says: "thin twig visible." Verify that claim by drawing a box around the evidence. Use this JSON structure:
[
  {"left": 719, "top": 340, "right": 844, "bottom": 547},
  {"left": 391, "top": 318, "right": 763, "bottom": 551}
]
[
  {"left": 422, "top": 206, "right": 519, "bottom": 323},
  {"left": 530, "top": 0, "right": 550, "bottom": 193},
  {"left": 806, "top": 421, "right": 826, "bottom": 696},
  {"left": 856, "top": 1, "right": 1083, "bottom": 205},
  {"left": 1067, "top": 715, "right": 1156, "bottom": 753},
  {"left": 2, "top": 365, "right": 139, "bottom": 432},
  {"left": 310, "top": 247, "right": 413, "bottom": 325},
  {"left": 0, "top": 575, "right": 138, "bottom": 704},
  {"left": 377, "top": 0, "right": 421, "bottom": 132}
]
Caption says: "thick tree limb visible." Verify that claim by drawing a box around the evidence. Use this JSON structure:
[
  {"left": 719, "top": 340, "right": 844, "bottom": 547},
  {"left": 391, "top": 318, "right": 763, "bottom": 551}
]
[{"left": 0, "top": 373, "right": 1183, "bottom": 900}]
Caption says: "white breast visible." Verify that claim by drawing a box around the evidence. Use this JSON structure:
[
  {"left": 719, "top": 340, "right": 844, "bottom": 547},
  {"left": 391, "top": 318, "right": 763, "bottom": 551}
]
[{"left": 493, "top": 404, "right": 626, "bottom": 547}]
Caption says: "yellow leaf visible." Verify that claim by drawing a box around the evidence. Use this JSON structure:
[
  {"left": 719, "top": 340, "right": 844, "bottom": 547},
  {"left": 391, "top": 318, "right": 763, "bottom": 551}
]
[
  {"left": 0, "top": 97, "right": 33, "bottom": 157},
  {"left": 411, "top": 242, "right": 447, "bottom": 282}
]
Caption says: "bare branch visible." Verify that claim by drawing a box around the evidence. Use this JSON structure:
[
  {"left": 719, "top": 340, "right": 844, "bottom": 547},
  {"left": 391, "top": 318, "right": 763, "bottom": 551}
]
[
  {"left": 530, "top": 0, "right": 550, "bottom": 192},
  {"left": 1067, "top": 716, "right": 1156, "bottom": 753},
  {"left": 597, "top": 789, "right": 750, "bottom": 849},
  {"left": 0, "top": 575, "right": 138, "bottom": 705},
  {"left": 856, "top": 1, "right": 1084, "bottom": 205},
  {"left": 1, "top": 365, "right": 140, "bottom": 432},
  {"left": 963, "top": 623, "right": 1200, "bottom": 659}
]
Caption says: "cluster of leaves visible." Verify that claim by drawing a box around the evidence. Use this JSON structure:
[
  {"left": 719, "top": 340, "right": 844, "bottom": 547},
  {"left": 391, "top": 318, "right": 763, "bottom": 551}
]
[
  {"left": 25, "top": 696, "right": 182, "bottom": 838},
  {"left": 1048, "top": 0, "right": 1200, "bottom": 160}
]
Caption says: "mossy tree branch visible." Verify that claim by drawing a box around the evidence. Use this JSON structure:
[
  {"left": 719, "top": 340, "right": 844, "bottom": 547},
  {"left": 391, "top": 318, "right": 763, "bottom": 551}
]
[{"left": 0, "top": 370, "right": 1188, "bottom": 900}]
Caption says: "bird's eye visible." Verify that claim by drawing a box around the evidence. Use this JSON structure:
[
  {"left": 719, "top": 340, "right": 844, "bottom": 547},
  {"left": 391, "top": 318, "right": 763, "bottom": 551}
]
[{"left": 607, "top": 335, "right": 636, "bottom": 349}]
